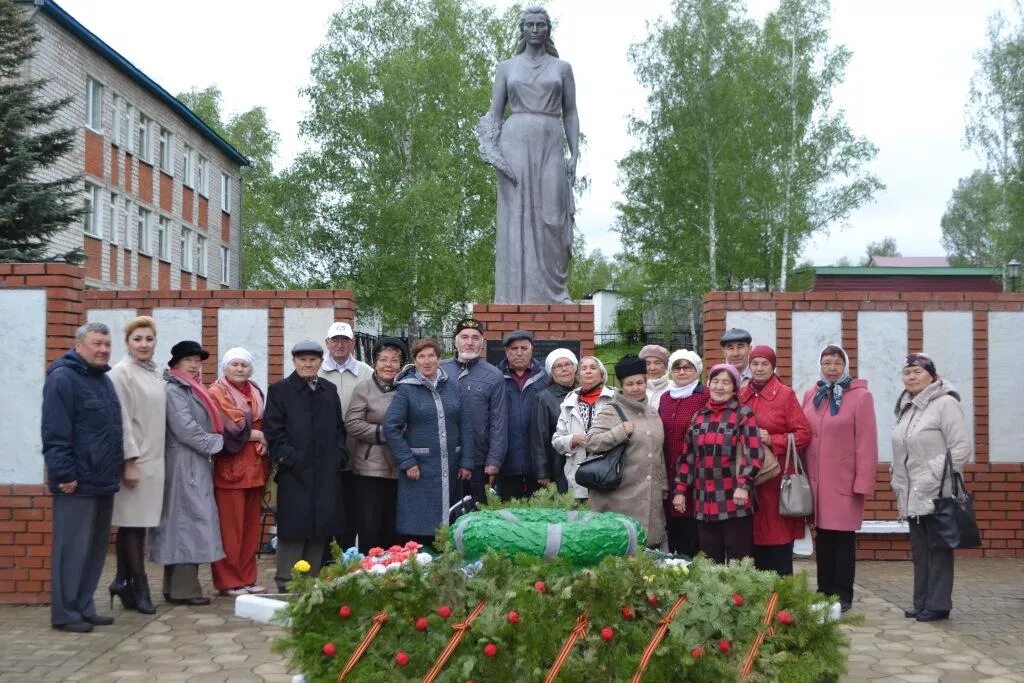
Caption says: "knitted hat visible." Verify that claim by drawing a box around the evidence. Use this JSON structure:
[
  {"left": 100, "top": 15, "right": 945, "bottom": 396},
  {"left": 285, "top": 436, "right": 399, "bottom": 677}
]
[
  {"left": 749, "top": 345, "right": 777, "bottom": 368},
  {"left": 707, "top": 363, "right": 741, "bottom": 391},
  {"left": 668, "top": 349, "right": 703, "bottom": 377},
  {"left": 544, "top": 348, "right": 578, "bottom": 375},
  {"left": 638, "top": 344, "right": 669, "bottom": 365},
  {"left": 614, "top": 354, "right": 647, "bottom": 381}
]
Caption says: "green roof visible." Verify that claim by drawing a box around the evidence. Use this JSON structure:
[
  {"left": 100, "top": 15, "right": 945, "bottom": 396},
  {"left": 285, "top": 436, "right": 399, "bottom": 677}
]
[{"left": 814, "top": 267, "right": 1001, "bottom": 277}]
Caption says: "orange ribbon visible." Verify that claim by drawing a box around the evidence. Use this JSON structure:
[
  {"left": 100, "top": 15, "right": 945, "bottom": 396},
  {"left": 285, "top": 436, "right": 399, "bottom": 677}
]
[
  {"left": 543, "top": 609, "right": 591, "bottom": 683},
  {"left": 630, "top": 594, "right": 688, "bottom": 683},
  {"left": 421, "top": 600, "right": 488, "bottom": 683},
  {"left": 337, "top": 610, "right": 388, "bottom": 682},
  {"left": 739, "top": 592, "right": 779, "bottom": 679}
]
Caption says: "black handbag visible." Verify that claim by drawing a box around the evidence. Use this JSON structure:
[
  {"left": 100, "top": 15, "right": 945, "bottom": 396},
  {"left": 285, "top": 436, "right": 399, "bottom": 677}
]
[
  {"left": 574, "top": 403, "right": 629, "bottom": 492},
  {"left": 928, "top": 451, "right": 982, "bottom": 550}
]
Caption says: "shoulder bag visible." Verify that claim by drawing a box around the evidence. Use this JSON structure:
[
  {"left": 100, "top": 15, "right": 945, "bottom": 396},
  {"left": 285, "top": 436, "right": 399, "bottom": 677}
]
[
  {"left": 779, "top": 433, "right": 814, "bottom": 517},
  {"left": 755, "top": 443, "right": 780, "bottom": 485},
  {"left": 575, "top": 403, "right": 629, "bottom": 492},
  {"left": 928, "top": 451, "right": 982, "bottom": 549}
]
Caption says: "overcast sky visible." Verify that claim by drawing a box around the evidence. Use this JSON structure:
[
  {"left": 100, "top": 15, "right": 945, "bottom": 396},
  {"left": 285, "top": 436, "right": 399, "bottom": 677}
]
[{"left": 58, "top": 0, "right": 1016, "bottom": 266}]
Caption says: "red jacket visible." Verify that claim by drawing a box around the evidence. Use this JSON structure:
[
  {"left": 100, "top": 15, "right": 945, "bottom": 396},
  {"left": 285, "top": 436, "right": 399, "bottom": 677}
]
[
  {"left": 739, "top": 375, "right": 811, "bottom": 545},
  {"left": 658, "top": 385, "right": 709, "bottom": 518}
]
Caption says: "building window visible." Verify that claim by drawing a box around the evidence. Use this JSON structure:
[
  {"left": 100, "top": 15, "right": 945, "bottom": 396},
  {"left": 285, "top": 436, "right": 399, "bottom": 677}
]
[
  {"left": 220, "top": 246, "right": 230, "bottom": 284},
  {"left": 182, "top": 144, "right": 194, "bottom": 188},
  {"left": 85, "top": 77, "right": 102, "bottom": 131},
  {"left": 83, "top": 183, "right": 101, "bottom": 236},
  {"left": 111, "top": 95, "right": 122, "bottom": 144},
  {"left": 136, "top": 207, "right": 152, "bottom": 254},
  {"left": 197, "top": 156, "right": 209, "bottom": 196},
  {"left": 221, "top": 173, "right": 231, "bottom": 213},
  {"left": 195, "top": 235, "right": 207, "bottom": 276},
  {"left": 158, "top": 128, "right": 173, "bottom": 174},
  {"left": 125, "top": 103, "right": 135, "bottom": 152},
  {"left": 157, "top": 217, "right": 171, "bottom": 259},
  {"left": 137, "top": 114, "right": 153, "bottom": 163},
  {"left": 108, "top": 192, "right": 119, "bottom": 244},
  {"left": 180, "top": 226, "right": 193, "bottom": 270}
]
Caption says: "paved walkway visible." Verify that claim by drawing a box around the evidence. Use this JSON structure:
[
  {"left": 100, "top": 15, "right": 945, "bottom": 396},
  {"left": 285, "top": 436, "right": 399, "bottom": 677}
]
[{"left": 0, "top": 556, "right": 1021, "bottom": 682}]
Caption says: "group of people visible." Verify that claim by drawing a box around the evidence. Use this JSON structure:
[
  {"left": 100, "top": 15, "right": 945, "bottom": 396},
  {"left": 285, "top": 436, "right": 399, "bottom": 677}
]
[{"left": 41, "top": 316, "right": 972, "bottom": 633}]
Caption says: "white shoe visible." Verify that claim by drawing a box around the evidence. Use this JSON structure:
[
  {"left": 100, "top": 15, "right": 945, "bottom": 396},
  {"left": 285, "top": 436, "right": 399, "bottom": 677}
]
[
  {"left": 222, "top": 587, "right": 249, "bottom": 597},
  {"left": 245, "top": 584, "right": 268, "bottom": 594}
]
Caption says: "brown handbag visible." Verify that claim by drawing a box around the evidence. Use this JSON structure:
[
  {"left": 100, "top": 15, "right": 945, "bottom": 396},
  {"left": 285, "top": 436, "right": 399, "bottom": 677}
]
[{"left": 754, "top": 444, "right": 780, "bottom": 485}]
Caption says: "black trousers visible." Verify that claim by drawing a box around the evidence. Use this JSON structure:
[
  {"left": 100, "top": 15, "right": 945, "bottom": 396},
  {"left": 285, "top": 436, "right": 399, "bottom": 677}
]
[
  {"left": 666, "top": 516, "right": 700, "bottom": 558},
  {"left": 815, "top": 529, "right": 857, "bottom": 606},
  {"left": 51, "top": 494, "right": 113, "bottom": 626},
  {"left": 495, "top": 474, "right": 539, "bottom": 502},
  {"left": 909, "top": 515, "right": 954, "bottom": 612},
  {"left": 754, "top": 542, "right": 794, "bottom": 576},
  {"left": 352, "top": 474, "right": 397, "bottom": 554},
  {"left": 697, "top": 515, "right": 753, "bottom": 564}
]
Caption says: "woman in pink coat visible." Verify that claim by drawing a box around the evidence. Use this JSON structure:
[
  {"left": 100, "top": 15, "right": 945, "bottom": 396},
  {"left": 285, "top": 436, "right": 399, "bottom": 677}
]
[{"left": 801, "top": 345, "right": 878, "bottom": 612}]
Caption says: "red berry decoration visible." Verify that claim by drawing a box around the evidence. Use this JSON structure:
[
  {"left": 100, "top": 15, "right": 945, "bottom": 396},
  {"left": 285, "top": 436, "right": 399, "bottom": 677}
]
[
  {"left": 437, "top": 605, "right": 452, "bottom": 619},
  {"left": 415, "top": 617, "right": 429, "bottom": 631},
  {"left": 601, "top": 626, "right": 615, "bottom": 642},
  {"left": 395, "top": 651, "right": 410, "bottom": 667},
  {"left": 690, "top": 646, "right": 705, "bottom": 659},
  {"left": 483, "top": 642, "right": 498, "bottom": 658},
  {"left": 621, "top": 606, "right": 635, "bottom": 620},
  {"left": 718, "top": 639, "right": 732, "bottom": 653},
  {"left": 534, "top": 580, "right": 547, "bottom": 593},
  {"left": 338, "top": 604, "right": 352, "bottom": 619},
  {"left": 322, "top": 642, "right": 337, "bottom": 657},
  {"left": 507, "top": 610, "right": 520, "bottom": 624},
  {"left": 731, "top": 593, "right": 745, "bottom": 607},
  {"left": 646, "top": 593, "right": 659, "bottom": 606},
  {"left": 776, "top": 610, "right": 794, "bottom": 625}
]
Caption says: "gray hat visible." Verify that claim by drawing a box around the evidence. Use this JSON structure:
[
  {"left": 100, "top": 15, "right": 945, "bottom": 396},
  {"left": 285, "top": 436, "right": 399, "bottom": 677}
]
[
  {"left": 291, "top": 339, "right": 324, "bottom": 357},
  {"left": 502, "top": 329, "right": 533, "bottom": 346},
  {"left": 720, "top": 328, "right": 752, "bottom": 346}
]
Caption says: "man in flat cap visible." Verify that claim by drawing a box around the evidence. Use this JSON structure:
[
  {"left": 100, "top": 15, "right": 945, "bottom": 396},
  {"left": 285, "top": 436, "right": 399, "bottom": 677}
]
[
  {"left": 441, "top": 317, "right": 507, "bottom": 504},
  {"left": 496, "top": 330, "right": 549, "bottom": 500},
  {"left": 264, "top": 340, "right": 347, "bottom": 591},
  {"left": 720, "top": 328, "right": 753, "bottom": 387}
]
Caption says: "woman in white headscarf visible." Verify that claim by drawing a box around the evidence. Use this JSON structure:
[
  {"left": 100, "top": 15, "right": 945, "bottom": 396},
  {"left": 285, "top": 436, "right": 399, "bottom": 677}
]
[
  {"left": 208, "top": 347, "right": 270, "bottom": 597},
  {"left": 552, "top": 356, "right": 615, "bottom": 500}
]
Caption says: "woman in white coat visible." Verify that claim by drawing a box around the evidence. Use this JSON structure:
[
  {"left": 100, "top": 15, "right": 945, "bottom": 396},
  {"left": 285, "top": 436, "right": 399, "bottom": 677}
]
[{"left": 552, "top": 356, "right": 615, "bottom": 500}]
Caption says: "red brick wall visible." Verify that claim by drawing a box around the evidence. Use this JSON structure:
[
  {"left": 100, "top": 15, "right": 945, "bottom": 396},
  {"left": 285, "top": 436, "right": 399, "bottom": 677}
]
[
  {"left": 138, "top": 161, "right": 153, "bottom": 204},
  {"left": 182, "top": 187, "right": 193, "bottom": 223},
  {"left": 473, "top": 304, "right": 595, "bottom": 359},
  {"left": 159, "top": 173, "right": 173, "bottom": 212},
  {"left": 703, "top": 290, "right": 1024, "bottom": 559},
  {"left": 198, "top": 196, "right": 208, "bottom": 228},
  {"left": 84, "top": 129, "right": 103, "bottom": 179},
  {"left": 110, "top": 144, "right": 120, "bottom": 188},
  {"left": 83, "top": 235, "right": 102, "bottom": 280}
]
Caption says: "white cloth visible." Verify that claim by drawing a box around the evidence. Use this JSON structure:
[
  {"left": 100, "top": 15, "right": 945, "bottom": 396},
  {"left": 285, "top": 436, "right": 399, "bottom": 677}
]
[
  {"left": 219, "top": 346, "right": 255, "bottom": 374},
  {"left": 544, "top": 348, "right": 578, "bottom": 375},
  {"left": 668, "top": 379, "right": 700, "bottom": 399},
  {"left": 668, "top": 348, "right": 703, "bottom": 377}
]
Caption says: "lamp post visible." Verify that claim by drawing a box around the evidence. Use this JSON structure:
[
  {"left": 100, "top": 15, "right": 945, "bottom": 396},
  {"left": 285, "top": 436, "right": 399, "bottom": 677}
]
[{"left": 1008, "top": 259, "right": 1021, "bottom": 292}]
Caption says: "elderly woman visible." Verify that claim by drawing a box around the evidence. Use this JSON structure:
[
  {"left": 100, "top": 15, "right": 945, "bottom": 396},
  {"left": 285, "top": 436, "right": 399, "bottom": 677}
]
[
  {"left": 208, "top": 348, "right": 269, "bottom": 597},
  {"left": 639, "top": 344, "right": 671, "bottom": 408},
  {"left": 738, "top": 346, "right": 811, "bottom": 576},
  {"left": 149, "top": 341, "right": 224, "bottom": 606},
  {"left": 383, "top": 338, "right": 475, "bottom": 547},
  {"left": 802, "top": 344, "right": 878, "bottom": 612},
  {"left": 553, "top": 356, "right": 615, "bottom": 501},
  {"left": 345, "top": 337, "right": 409, "bottom": 552},
  {"left": 891, "top": 353, "right": 972, "bottom": 622},
  {"left": 658, "top": 349, "right": 707, "bottom": 557},
  {"left": 587, "top": 356, "right": 667, "bottom": 547},
  {"left": 530, "top": 349, "right": 578, "bottom": 493},
  {"left": 107, "top": 316, "right": 164, "bottom": 614},
  {"left": 672, "top": 364, "right": 761, "bottom": 564}
]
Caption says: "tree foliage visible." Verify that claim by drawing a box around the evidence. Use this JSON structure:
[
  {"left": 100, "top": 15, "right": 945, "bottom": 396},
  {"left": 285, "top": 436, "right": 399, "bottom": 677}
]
[
  {"left": 860, "top": 236, "right": 900, "bottom": 265},
  {"left": 0, "top": 1, "right": 82, "bottom": 263},
  {"left": 941, "top": 171, "right": 1016, "bottom": 266}
]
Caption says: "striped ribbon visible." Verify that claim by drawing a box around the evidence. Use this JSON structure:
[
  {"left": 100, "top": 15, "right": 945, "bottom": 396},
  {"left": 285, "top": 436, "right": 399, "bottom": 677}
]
[
  {"left": 543, "top": 609, "right": 591, "bottom": 683},
  {"left": 337, "top": 610, "right": 388, "bottom": 682},
  {"left": 421, "top": 600, "right": 488, "bottom": 683},
  {"left": 629, "top": 594, "right": 688, "bottom": 683},
  {"left": 739, "top": 592, "right": 780, "bottom": 679}
]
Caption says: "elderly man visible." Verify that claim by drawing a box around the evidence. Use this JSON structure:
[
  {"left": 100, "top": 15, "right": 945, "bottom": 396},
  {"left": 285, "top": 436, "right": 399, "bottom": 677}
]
[
  {"left": 318, "top": 321, "right": 371, "bottom": 551},
  {"left": 721, "top": 328, "right": 753, "bottom": 386},
  {"left": 42, "top": 322, "right": 123, "bottom": 632},
  {"left": 496, "top": 330, "right": 550, "bottom": 500},
  {"left": 265, "top": 340, "right": 347, "bottom": 592},
  {"left": 440, "top": 317, "right": 507, "bottom": 504}
]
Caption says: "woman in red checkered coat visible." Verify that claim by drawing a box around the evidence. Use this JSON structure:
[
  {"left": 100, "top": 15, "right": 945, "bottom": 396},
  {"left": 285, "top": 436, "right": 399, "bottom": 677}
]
[{"left": 671, "top": 364, "right": 762, "bottom": 563}]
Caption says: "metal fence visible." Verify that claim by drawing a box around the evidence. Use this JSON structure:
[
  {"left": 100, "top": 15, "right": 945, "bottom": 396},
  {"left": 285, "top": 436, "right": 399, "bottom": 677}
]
[
  {"left": 354, "top": 332, "right": 456, "bottom": 363},
  {"left": 594, "top": 328, "right": 703, "bottom": 354}
]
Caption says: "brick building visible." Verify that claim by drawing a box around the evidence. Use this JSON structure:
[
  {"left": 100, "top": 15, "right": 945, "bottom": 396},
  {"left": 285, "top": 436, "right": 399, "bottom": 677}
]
[{"left": 17, "top": 0, "right": 249, "bottom": 290}]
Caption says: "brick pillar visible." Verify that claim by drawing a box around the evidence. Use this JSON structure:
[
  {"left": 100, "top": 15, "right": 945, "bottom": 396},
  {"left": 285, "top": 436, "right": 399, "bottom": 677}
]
[{"left": 472, "top": 304, "right": 595, "bottom": 359}]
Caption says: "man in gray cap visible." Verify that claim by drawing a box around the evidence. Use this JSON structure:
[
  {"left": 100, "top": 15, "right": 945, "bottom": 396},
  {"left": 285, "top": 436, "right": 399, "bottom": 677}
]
[
  {"left": 264, "top": 340, "right": 347, "bottom": 591},
  {"left": 496, "top": 330, "right": 549, "bottom": 500},
  {"left": 720, "top": 328, "right": 753, "bottom": 386}
]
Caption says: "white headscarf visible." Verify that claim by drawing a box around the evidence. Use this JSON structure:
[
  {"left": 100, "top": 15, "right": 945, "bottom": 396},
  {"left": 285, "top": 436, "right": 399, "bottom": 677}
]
[
  {"left": 544, "top": 348, "right": 579, "bottom": 375},
  {"left": 219, "top": 346, "right": 256, "bottom": 376}
]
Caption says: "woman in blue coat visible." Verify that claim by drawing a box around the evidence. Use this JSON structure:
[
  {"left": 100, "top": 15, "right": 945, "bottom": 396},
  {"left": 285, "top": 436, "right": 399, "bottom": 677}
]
[{"left": 384, "top": 338, "right": 475, "bottom": 546}]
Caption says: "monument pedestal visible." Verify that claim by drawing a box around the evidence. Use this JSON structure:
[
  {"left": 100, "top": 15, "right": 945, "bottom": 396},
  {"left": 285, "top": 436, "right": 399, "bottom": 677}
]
[{"left": 473, "top": 303, "right": 594, "bottom": 359}]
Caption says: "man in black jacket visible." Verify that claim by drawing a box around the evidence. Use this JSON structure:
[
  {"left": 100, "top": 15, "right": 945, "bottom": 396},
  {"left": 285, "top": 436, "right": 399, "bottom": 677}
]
[
  {"left": 42, "top": 322, "right": 123, "bottom": 633},
  {"left": 530, "top": 349, "right": 578, "bottom": 493},
  {"left": 264, "top": 340, "right": 348, "bottom": 592}
]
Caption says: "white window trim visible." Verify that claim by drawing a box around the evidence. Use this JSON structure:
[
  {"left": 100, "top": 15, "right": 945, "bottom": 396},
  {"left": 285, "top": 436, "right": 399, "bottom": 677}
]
[
  {"left": 108, "top": 192, "right": 119, "bottom": 245},
  {"left": 180, "top": 226, "right": 193, "bottom": 271},
  {"left": 125, "top": 103, "right": 135, "bottom": 153},
  {"left": 83, "top": 182, "right": 101, "bottom": 236},
  {"left": 195, "top": 235, "right": 207, "bottom": 276},
  {"left": 85, "top": 77, "right": 103, "bottom": 132},
  {"left": 197, "top": 156, "right": 209, "bottom": 196},
  {"left": 157, "top": 217, "right": 171, "bottom": 260},
  {"left": 137, "top": 113, "right": 153, "bottom": 164},
  {"left": 220, "top": 245, "right": 230, "bottom": 285},
  {"left": 220, "top": 173, "right": 231, "bottom": 213},
  {"left": 182, "top": 145, "right": 195, "bottom": 188},
  {"left": 111, "top": 95, "right": 122, "bottom": 145},
  {"left": 158, "top": 128, "right": 173, "bottom": 175},
  {"left": 136, "top": 207, "right": 153, "bottom": 255}
]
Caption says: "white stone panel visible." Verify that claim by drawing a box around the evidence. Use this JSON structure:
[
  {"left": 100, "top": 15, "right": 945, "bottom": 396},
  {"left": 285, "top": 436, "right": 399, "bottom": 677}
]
[
  {"left": 857, "top": 312, "right": 907, "bottom": 463},
  {"left": 0, "top": 290, "right": 46, "bottom": 484},
  {"left": 791, "top": 311, "right": 842, "bottom": 398},
  {"left": 923, "top": 312, "right": 974, "bottom": 452},
  {"left": 152, "top": 308, "right": 203, "bottom": 366},
  {"left": 724, "top": 311, "right": 776, "bottom": 350},
  {"left": 283, "top": 308, "right": 335, "bottom": 377},
  {"left": 87, "top": 308, "right": 137, "bottom": 364},
  {"left": 989, "top": 312, "right": 1024, "bottom": 462},
  {"left": 218, "top": 309, "right": 269, "bottom": 392}
]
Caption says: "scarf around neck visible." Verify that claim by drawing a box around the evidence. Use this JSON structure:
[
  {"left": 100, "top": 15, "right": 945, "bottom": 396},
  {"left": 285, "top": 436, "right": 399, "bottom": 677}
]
[
  {"left": 814, "top": 375, "right": 853, "bottom": 416},
  {"left": 213, "top": 375, "right": 263, "bottom": 426},
  {"left": 669, "top": 379, "right": 700, "bottom": 399},
  {"left": 170, "top": 368, "right": 224, "bottom": 433}
]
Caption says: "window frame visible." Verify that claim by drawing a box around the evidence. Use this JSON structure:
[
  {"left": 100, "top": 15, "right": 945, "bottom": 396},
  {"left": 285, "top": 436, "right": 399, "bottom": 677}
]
[
  {"left": 137, "top": 113, "right": 153, "bottom": 163},
  {"left": 182, "top": 144, "right": 195, "bottom": 188},
  {"left": 180, "top": 226, "right": 193, "bottom": 271},
  {"left": 197, "top": 156, "right": 209, "bottom": 196},
  {"left": 136, "top": 207, "right": 152, "bottom": 255},
  {"left": 108, "top": 191, "right": 119, "bottom": 245},
  {"left": 85, "top": 77, "right": 103, "bottom": 131},
  {"left": 157, "top": 216, "right": 171, "bottom": 260},
  {"left": 195, "top": 234, "right": 207, "bottom": 276},
  {"left": 111, "top": 94, "right": 122, "bottom": 144},
  {"left": 220, "top": 172, "right": 231, "bottom": 213},
  {"left": 158, "top": 127, "right": 173, "bottom": 175},
  {"left": 220, "top": 245, "right": 230, "bottom": 285},
  {"left": 83, "top": 182, "right": 102, "bottom": 236}
]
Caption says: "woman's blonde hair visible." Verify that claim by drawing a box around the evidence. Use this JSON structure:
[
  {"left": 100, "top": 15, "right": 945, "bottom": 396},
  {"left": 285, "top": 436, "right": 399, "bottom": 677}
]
[{"left": 124, "top": 315, "right": 157, "bottom": 340}]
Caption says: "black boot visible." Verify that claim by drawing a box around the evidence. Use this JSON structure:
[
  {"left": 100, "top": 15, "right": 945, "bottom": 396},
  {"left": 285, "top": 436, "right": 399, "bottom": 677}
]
[
  {"left": 108, "top": 577, "right": 136, "bottom": 610},
  {"left": 130, "top": 576, "right": 156, "bottom": 615}
]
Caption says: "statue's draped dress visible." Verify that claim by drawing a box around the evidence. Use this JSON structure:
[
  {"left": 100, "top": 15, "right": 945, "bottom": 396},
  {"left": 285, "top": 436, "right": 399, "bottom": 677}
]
[{"left": 495, "top": 55, "right": 574, "bottom": 304}]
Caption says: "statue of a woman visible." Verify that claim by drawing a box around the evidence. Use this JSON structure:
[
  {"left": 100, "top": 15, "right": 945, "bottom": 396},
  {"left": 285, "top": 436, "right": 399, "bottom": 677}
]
[{"left": 477, "top": 6, "right": 579, "bottom": 304}]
